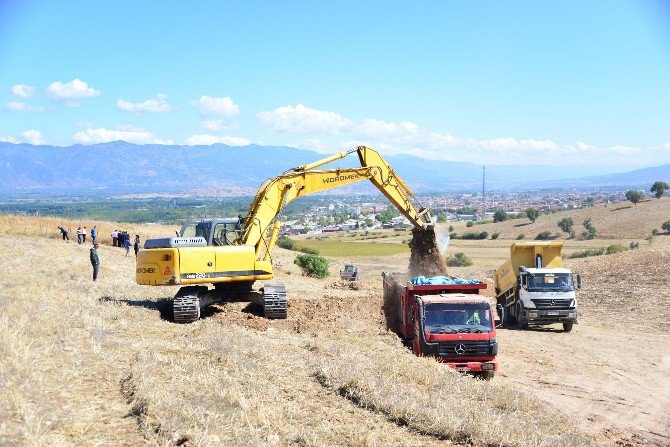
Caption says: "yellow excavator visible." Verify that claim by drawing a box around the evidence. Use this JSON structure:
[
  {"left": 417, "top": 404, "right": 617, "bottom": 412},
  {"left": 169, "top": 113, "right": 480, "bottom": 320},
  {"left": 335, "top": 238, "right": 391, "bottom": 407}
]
[{"left": 136, "top": 146, "right": 449, "bottom": 323}]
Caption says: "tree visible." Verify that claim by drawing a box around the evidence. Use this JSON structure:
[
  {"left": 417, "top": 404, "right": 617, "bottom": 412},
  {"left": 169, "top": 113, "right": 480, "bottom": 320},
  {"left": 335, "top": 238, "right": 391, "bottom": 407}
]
[
  {"left": 493, "top": 209, "right": 508, "bottom": 223},
  {"left": 377, "top": 206, "right": 400, "bottom": 224},
  {"left": 651, "top": 181, "right": 669, "bottom": 199},
  {"left": 662, "top": 220, "right": 670, "bottom": 233},
  {"left": 558, "top": 217, "right": 574, "bottom": 234},
  {"left": 525, "top": 208, "right": 540, "bottom": 223},
  {"left": 436, "top": 213, "right": 447, "bottom": 223},
  {"left": 625, "top": 190, "right": 644, "bottom": 206}
]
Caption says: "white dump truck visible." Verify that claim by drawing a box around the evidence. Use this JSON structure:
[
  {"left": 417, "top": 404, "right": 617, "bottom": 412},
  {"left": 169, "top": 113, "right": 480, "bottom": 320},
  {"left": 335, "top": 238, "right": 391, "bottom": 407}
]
[{"left": 494, "top": 242, "right": 580, "bottom": 332}]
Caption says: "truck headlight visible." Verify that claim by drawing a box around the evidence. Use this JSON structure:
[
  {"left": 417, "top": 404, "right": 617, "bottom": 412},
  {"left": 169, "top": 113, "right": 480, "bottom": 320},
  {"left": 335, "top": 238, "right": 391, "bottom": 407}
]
[{"left": 528, "top": 311, "right": 538, "bottom": 318}]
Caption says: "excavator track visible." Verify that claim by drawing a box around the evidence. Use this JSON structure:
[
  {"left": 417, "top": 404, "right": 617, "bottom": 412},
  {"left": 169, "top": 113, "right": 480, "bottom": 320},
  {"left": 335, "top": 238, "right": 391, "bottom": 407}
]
[
  {"left": 173, "top": 286, "right": 207, "bottom": 324},
  {"left": 261, "top": 282, "right": 288, "bottom": 319}
]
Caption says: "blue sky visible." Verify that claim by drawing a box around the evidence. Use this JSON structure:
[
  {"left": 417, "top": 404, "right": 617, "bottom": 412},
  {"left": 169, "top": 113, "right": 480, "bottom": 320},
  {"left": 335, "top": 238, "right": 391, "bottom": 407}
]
[{"left": 1, "top": 0, "right": 669, "bottom": 167}]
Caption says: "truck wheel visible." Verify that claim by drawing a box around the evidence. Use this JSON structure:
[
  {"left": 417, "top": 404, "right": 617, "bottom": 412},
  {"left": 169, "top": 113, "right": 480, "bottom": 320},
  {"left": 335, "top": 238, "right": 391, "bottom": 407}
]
[
  {"left": 480, "top": 371, "right": 495, "bottom": 380},
  {"left": 516, "top": 305, "right": 528, "bottom": 330},
  {"left": 563, "top": 322, "right": 573, "bottom": 332}
]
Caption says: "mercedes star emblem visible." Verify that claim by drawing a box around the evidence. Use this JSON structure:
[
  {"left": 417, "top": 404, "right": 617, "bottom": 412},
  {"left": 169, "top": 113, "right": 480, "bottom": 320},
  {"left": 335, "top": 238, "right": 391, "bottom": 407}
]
[
  {"left": 455, "top": 344, "right": 466, "bottom": 355},
  {"left": 550, "top": 299, "right": 555, "bottom": 306}
]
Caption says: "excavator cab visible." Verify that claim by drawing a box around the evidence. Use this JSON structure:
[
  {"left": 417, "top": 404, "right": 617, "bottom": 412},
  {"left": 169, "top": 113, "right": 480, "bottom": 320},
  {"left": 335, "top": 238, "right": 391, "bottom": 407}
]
[{"left": 178, "top": 219, "right": 243, "bottom": 246}]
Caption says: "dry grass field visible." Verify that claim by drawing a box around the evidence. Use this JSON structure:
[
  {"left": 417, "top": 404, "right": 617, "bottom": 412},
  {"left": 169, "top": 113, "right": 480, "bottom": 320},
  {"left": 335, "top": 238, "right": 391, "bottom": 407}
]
[
  {"left": 0, "top": 211, "right": 668, "bottom": 447},
  {"left": 452, "top": 196, "right": 670, "bottom": 240}
]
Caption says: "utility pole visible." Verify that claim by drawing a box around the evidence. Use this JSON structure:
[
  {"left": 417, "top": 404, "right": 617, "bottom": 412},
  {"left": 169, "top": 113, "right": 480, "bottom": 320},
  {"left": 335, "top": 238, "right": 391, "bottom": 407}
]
[{"left": 481, "top": 165, "right": 486, "bottom": 220}]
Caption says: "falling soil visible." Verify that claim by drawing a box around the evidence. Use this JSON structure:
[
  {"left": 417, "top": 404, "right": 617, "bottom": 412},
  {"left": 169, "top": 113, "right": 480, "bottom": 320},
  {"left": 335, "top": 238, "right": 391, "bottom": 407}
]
[{"left": 407, "top": 227, "right": 449, "bottom": 278}]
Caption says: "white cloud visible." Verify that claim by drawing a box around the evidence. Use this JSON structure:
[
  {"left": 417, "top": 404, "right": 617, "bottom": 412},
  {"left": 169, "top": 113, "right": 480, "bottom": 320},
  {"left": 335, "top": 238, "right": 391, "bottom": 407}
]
[
  {"left": 0, "top": 135, "right": 19, "bottom": 144},
  {"left": 72, "top": 126, "right": 171, "bottom": 145},
  {"left": 4, "top": 101, "right": 44, "bottom": 112},
  {"left": 21, "top": 130, "right": 45, "bottom": 145},
  {"left": 11, "top": 84, "right": 36, "bottom": 98},
  {"left": 0, "top": 130, "right": 45, "bottom": 145},
  {"left": 46, "top": 79, "right": 100, "bottom": 106},
  {"left": 185, "top": 134, "right": 251, "bottom": 146},
  {"left": 196, "top": 96, "right": 240, "bottom": 117},
  {"left": 356, "top": 119, "right": 419, "bottom": 137},
  {"left": 256, "top": 104, "right": 351, "bottom": 134},
  {"left": 116, "top": 93, "right": 171, "bottom": 112}
]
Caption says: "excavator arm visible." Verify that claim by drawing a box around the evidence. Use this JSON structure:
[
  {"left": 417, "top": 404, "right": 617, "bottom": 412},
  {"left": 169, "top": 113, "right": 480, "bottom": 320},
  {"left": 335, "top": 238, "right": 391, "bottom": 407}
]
[{"left": 240, "top": 146, "right": 438, "bottom": 257}]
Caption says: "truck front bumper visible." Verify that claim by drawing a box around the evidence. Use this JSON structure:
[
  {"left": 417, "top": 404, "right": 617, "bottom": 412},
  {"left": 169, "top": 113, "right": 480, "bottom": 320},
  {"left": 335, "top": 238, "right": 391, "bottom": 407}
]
[
  {"left": 437, "top": 358, "right": 498, "bottom": 372},
  {"left": 524, "top": 309, "right": 577, "bottom": 324}
]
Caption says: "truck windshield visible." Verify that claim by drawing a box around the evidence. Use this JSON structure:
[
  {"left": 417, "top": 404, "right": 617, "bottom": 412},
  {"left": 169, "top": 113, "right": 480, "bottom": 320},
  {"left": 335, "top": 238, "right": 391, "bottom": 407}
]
[
  {"left": 180, "top": 223, "right": 209, "bottom": 240},
  {"left": 526, "top": 273, "right": 573, "bottom": 291},
  {"left": 424, "top": 302, "right": 492, "bottom": 333}
]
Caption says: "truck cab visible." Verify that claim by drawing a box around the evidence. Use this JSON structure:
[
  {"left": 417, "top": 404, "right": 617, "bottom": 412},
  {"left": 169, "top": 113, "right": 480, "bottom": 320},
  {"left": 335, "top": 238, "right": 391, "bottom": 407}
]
[
  {"left": 413, "top": 294, "right": 498, "bottom": 378},
  {"left": 515, "top": 267, "right": 579, "bottom": 330},
  {"left": 382, "top": 273, "right": 498, "bottom": 379}
]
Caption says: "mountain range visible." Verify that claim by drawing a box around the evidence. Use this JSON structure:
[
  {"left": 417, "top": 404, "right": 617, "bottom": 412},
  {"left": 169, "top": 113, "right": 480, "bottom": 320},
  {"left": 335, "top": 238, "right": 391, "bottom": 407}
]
[{"left": 0, "top": 141, "right": 667, "bottom": 195}]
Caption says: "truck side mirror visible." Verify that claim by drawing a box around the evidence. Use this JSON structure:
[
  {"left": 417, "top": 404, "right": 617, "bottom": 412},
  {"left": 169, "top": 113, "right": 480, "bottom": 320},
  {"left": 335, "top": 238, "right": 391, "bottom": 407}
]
[
  {"left": 495, "top": 304, "right": 504, "bottom": 328},
  {"left": 577, "top": 274, "right": 582, "bottom": 289}
]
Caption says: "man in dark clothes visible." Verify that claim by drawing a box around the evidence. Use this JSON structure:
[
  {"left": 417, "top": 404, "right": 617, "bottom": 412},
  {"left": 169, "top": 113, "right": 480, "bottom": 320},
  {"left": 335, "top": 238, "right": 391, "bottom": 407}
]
[
  {"left": 58, "top": 226, "right": 69, "bottom": 241},
  {"left": 133, "top": 234, "right": 140, "bottom": 257},
  {"left": 90, "top": 243, "right": 100, "bottom": 281}
]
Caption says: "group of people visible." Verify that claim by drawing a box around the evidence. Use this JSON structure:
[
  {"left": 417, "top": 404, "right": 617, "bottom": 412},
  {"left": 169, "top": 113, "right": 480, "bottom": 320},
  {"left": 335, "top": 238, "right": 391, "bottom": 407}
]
[
  {"left": 111, "top": 230, "right": 141, "bottom": 257},
  {"left": 57, "top": 224, "right": 142, "bottom": 281},
  {"left": 58, "top": 225, "right": 98, "bottom": 244}
]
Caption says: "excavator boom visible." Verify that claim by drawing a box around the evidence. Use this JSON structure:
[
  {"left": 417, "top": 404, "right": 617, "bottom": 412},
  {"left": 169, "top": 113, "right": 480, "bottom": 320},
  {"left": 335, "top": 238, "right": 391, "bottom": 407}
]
[{"left": 241, "top": 146, "right": 448, "bottom": 262}]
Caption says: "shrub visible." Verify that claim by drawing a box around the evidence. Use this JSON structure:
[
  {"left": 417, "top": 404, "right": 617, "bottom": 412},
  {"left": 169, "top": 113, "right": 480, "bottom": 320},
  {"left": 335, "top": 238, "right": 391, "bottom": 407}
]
[
  {"left": 516, "top": 234, "right": 525, "bottom": 240},
  {"left": 651, "top": 229, "right": 659, "bottom": 236},
  {"left": 466, "top": 221, "right": 474, "bottom": 228},
  {"left": 276, "top": 235, "right": 295, "bottom": 250},
  {"left": 459, "top": 231, "right": 489, "bottom": 240},
  {"left": 525, "top": 208, "right": 540, "bottom": 223},
  {"left": 449, "top": 232, "right": 458, "bottom": 239},
  {"left": 491, "top": 232, "right": 500, "bottom": 240},
  {"left": 558, "top": 217, "right": 574, "bottom": 234},
  {"left": 493, "top": 210, "right": 508, "bottom": 223},
  {"left": 569, "top": 248, "right": 605, "bottom": 258},
  {"left": 606, "top": 244, "right": 627, "bottom": 255},
  {"left": 448, "top": 225, "right": 454, "bottom": 232},
  {"left": 629, "top": 242, "right": 639, "bottom": 249},
  {"left": 294, "top": 254, "right": 329, "bottom": 278},
  {"left": 535, "top": 231, "right": 552, "bottom": 240},
  {"left": 446, "top": 252, "right": 473, "bottom": 267},
  {"left": 661, "top": 220, "right": 670, "bottom": 233}
]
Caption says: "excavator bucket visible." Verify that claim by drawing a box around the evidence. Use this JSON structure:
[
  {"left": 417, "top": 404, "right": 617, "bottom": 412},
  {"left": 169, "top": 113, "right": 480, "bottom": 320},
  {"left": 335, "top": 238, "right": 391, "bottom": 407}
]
[{"left": 408, "top": 225, "right": 450, "bottom": 278}]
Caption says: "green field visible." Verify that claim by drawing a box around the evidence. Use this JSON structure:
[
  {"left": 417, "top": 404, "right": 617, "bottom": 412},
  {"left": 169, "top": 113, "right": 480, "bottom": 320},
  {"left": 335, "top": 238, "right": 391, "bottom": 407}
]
[{"left": 298, "top": 240, "right": 409, "bottom": 257}]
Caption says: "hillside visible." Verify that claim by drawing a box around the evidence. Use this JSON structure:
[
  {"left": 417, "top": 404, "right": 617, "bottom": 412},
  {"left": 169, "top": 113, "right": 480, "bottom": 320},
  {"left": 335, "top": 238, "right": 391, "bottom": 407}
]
[
  {"left": 0, "top": 231, "right": 595, "bottom": 447},
  {"left": 459, "top": 196, "right": 670, "bottom": 240},
  {"left": 1, "top": 142, "right": 669, "bottom": 194}
]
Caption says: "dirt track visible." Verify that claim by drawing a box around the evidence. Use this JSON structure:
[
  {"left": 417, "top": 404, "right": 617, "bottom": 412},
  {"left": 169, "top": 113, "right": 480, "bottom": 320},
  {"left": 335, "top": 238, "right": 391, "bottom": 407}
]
[{"left": 215, "top": 246, "right": 670, "bottom": 447}]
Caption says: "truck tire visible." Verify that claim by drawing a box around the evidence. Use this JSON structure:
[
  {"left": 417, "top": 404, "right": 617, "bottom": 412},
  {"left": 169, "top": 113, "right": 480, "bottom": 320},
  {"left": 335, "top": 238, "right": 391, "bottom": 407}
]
[
  {"left": 516, "top": 305, "right": 528, "bottom": 330},
  {"left": 563, "top": 322, "right": 573, "bottom": 332},
  {"left": 480, "top": 371, "right": 495, "bottom": 380}
]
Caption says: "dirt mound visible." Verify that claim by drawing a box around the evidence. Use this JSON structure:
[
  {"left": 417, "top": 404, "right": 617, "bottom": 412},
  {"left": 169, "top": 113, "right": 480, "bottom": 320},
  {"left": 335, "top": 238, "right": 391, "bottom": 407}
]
[
  {"left": 567, "top": 247, "right": 670, "bottom": 331},
  {"left": 408, "top": 227, "right": 449, "bottom": 277}
]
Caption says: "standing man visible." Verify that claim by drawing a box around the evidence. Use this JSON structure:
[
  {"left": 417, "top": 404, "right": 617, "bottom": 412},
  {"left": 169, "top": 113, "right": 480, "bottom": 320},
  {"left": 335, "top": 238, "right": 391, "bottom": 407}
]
[
  {"left": 112, "top": 230, "right": 118, "bottom": 247},
  {"left": 82, "top": 226, "right": 87, "bottom": 244},
  {"left": 76, "top": 226, "right": 83, "bottom": 244},
  {"left": 123, "top": 235, "right": 131, "bottom": 256},
  {"left": 58, "top": 225, "right": 69, "bottom": 241},
  {"left": 90, "top": 243, "right": 100, "bottom": 281},
  {"left": 133, "top": 234, "right": 141, "bottom": 257},
  {"left": 91, "top": 225, "right": 97, "bottom": 244}
]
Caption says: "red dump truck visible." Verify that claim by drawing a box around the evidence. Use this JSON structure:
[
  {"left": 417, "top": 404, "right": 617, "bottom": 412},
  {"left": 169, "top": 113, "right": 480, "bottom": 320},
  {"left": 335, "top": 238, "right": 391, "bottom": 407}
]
[{"left": 382, "top": 272, "right": 499, "bottom": 379}]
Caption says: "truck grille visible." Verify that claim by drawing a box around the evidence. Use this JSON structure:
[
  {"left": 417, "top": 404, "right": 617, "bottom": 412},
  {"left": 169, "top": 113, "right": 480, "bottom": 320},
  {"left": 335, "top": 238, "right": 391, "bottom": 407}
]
[
  {"left": 531, "top": 298, "right": 573, "bottom": 310},
  {"left": 438, "top": 340, "right": 490, "bottom": 357}
]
